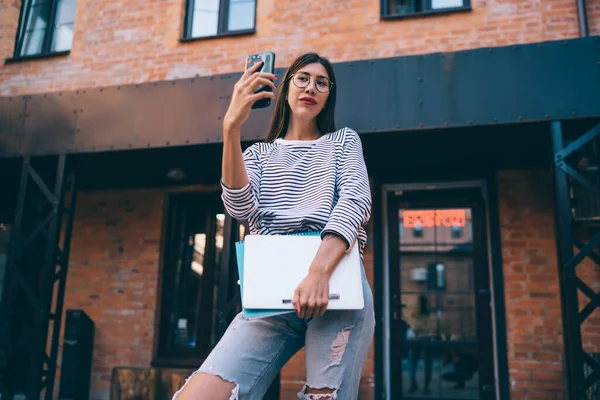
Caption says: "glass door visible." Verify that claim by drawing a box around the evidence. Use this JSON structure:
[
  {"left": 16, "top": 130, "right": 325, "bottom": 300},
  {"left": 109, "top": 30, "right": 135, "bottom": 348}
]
[{"left": 388, "top": 188, "right": 495, "bottom": 400}]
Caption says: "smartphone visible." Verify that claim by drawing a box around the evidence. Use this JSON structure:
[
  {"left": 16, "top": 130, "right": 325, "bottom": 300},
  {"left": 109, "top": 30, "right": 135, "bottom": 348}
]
[{"left": 245, "top": 51, "right": 276, "bottom": 109}]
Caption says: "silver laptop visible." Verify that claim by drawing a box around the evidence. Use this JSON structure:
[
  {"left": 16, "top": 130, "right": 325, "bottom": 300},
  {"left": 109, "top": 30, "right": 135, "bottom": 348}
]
[{"left": 242, "top": 234, "right": 365, "bottom": 310}]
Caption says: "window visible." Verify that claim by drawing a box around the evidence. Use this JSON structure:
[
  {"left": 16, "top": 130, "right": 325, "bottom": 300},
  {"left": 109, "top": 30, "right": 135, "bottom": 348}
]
[
  {"left": 155, "top": 193, "right": 243, "bottom": 365},
  {"left": 382, "top": 0, "right": 470, "bottom": 18},
  {"left": 184, "top": 0, "right": 256, "bottom": 39},
  {"left": 13, "top": 0, "right": 77, "bottom": 59}
]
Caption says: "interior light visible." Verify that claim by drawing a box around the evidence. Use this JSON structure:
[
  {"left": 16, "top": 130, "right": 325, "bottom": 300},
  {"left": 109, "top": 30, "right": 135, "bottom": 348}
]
[{"left": 166, "top": 168, "right": 186, "bottom": 180}]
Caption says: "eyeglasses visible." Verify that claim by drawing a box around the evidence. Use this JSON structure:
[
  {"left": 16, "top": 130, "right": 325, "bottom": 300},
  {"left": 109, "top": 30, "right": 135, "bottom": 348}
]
[{"left": 290, "top": 73, "right": 333, "bottom": 94}]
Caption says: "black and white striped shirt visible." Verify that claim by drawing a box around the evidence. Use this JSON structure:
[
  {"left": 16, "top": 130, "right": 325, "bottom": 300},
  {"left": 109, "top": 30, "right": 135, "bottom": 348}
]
[{"left": 221, "top": 127, "right": 372, "bottom": 257}]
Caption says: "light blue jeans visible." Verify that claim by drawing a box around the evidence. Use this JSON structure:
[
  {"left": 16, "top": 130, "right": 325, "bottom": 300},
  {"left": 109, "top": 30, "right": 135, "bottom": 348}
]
[{"left": 172, "top": 266, "right": 375, "bottom": 400}]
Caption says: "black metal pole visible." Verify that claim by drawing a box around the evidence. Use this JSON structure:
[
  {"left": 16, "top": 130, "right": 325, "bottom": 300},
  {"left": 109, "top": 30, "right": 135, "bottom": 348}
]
[
  {"left": 215, "top": 213, "right": 235, "bottom": 339},
  {"left": 0, "top": 157, "right": 29, "bottom": 400},
  {"left": 576, "top": 0, "right": 589, "bottom": 37},
  {"left": 46, "top": 156, "right": 77, "bottom": 400},
  {"left": 551, "top": 121, "right": 585, "bottom": 400}
]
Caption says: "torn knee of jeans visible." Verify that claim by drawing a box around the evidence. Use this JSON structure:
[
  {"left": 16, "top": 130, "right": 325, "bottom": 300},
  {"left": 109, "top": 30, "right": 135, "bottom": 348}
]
[
  {"left": 176, "top": 370, "right": 239, "bottom": 400},
  {"left": 299, "top": 384, "right": 339, "bottom": 400},
  {"left": 208, "top": 372, "right": 239, "bottom": 400},
  {"left": 330, "top": 327, "right": 352, "bottom": 365}
]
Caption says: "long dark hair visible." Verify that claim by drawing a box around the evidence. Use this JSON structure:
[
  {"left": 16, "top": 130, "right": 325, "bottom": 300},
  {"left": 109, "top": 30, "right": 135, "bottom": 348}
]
[{"left": 265, "top": 53, "right": 337, "bottom": 143}]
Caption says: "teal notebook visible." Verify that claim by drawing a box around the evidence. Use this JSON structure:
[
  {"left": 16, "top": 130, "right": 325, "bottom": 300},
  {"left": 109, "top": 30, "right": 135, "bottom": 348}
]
[{"left": 235, "top": 231, "right": 321, "bottom": 319}]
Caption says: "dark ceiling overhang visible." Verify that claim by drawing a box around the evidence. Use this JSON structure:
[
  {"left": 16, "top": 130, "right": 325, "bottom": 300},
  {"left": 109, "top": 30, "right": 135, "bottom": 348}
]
[{"left": 1, "top": 36, "right": 599, "bottom": 158}]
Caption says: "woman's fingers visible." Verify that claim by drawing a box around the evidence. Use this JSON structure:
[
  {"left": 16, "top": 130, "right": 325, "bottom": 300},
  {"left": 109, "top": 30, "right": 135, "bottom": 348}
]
[
  {"left": 300, "top": 294, "right": 328, "bottom": 319},
  {"left": 298, "top": 295, "right": 308, "bottom": 319},
  {"left": 244, "top": 75, "right": 277, "bottom": 94},
  {"left": 293, "top": 279, "right": 330, "bottom": 319},
  {"left": 316, "top": 302, "right": 326, "bottom": 318},
  {"left": 241, "top": 59, "right": 263, "bottom": 79},
  {"left": 256, "top": 76, "right": 278, "bottom": 91},
  {"left": 249, "top": 91, "right": 276, "bottom": 103},
  {"left": 257, "top": 72, "right": 278, "bottom": 82},
  {"left": 292, "top": 289, "right": 300, "bottom": 314},
  {"left": 316, "top": 293, "right": 327, "bottom": 317}
]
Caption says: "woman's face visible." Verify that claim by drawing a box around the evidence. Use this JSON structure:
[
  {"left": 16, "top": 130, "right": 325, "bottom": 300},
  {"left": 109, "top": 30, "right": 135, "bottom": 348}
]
[{"left": 286, "top": 62, "right": 331, "bottom": 122}]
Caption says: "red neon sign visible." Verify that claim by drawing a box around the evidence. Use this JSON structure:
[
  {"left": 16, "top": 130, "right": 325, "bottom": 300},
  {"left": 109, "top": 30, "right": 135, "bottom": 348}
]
[{"left": 403, "top": 210, "right": 466, "bottom": 228}]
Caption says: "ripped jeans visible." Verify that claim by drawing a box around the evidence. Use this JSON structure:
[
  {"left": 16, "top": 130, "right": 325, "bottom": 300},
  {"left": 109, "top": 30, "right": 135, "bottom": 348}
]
[{"left": 172, "top": 266, "right": 375, "bottom": 400}]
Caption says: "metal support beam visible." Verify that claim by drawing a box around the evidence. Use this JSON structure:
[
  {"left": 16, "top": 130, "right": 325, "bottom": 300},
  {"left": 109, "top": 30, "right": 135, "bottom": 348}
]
[
  {"left": 2, "top": 37, "right": 599, "bottom": 158},
  {"left": 551, "top": 121, "right": 600, "bottom": 400},
  {"left": 0, "top": 154, "right": 77, "bottom": 400},
  {"left": 576, "top": 0, "right": 589, "bottom": 37},
  {"left": 214, "top": 213, "right": 239, "bottom": 340}
]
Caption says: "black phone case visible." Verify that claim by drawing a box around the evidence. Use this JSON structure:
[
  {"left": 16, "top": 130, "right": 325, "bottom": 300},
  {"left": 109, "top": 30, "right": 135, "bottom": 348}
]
[{"left": 246, "top": 52, "right": 275, "bottom": 109}]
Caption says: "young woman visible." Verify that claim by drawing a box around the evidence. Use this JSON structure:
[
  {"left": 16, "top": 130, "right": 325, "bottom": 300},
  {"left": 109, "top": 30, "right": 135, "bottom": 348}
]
[{"left": 173, "top": 52, "right": 374, "bottom": 400}]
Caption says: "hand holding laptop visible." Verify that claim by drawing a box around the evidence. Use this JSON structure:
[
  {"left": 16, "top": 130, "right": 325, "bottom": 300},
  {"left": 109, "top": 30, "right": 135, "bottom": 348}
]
[{"left": 289, "top": 232, "right": 350, "bottom": 318}]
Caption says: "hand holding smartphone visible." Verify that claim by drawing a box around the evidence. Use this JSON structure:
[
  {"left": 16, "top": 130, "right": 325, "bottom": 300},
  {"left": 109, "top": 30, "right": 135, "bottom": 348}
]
[
  {"left": 222, "top": 51, "right": 277, "bottom": 132},
  {"left": 245, "top": 52, "right": 276, "bottom": 109}
]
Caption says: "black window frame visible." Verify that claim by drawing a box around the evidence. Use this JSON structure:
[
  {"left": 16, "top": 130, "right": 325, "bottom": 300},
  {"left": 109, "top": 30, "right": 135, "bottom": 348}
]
[
  {"left": 381, "top": 0, "right": 472, "bottom": 20},
  {"left": 9, "top": 0, "right": 75, "bottom": 63},
  {"left": 153, "top": 192, "right": 242, "bottom": 368},
  {"left": 181, "top": 0, "right": 256, "bottom": 42}
]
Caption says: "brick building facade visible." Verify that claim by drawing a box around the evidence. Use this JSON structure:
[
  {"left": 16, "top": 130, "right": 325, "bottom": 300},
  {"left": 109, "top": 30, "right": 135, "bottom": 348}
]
[
  {"left": 1, "top": 0, "right": 599, "bottom": 399},
  {"left": 2, "top": 0, "right": 600, "bottom": 96}
]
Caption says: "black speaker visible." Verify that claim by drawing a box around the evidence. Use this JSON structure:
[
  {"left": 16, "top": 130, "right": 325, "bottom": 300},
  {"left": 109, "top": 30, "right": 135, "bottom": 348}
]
[{"left": 59, "top": 310, "right": 95, "bottom": 400}]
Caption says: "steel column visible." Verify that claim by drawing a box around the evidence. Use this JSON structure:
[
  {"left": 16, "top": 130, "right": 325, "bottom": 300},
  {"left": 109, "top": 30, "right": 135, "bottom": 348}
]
[
  {"left": 0, "top": 154, "right": 77, "bottom": 400},
  {"left": 576, "top": 0, "right": 589, "bottom": 37},
  {"left": 551, "top": 121, "right": 600, "bottom": 399},
  {"left": 214, "top": 213, "right": 239, "bottom": 340}
]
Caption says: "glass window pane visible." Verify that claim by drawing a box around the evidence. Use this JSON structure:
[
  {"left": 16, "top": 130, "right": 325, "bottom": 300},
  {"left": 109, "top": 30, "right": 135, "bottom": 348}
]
[
  {"left": 397, "top": 205, "right": 481, "bottom": 398},
  {"left": 431, "top": 0, "right": 464, "bottom": 9},
  {"left": 192, "top": 0, "right": 220, "bottom": 37},
  {"left": 388, "top": 0, "right": 413, "bottom": 14},
  {"left": 403, "top": 342, "right": 480, "bottom": 398},
  {"left": 160, "top": 196, "right": 228, "bottom": 359},
  {"left": 400, "top": 209, "right": 472, "bottom": 253},
  {"left": 51, "top": 0, "right": 77, "bottom": 52},
  {"left": 21, "top": 29, "right": 46, "bottom": 56},
  {"left": 227, "top": 0, "right": 255, "bottom": 31},
  {"left": 172, "top": 232, "right": 206, "bottom": 349},
  {"left": 51, "top": 23, "right": 74, "bottom": 52},
  {"left": 54, "top": 0, "right": 77, "bottom": 24},
  {"left": 401, "top": 258, "right": 474, "bottom": 293},
  {"left": 19, "top": 1, "right": 51, "bottom": 56}
]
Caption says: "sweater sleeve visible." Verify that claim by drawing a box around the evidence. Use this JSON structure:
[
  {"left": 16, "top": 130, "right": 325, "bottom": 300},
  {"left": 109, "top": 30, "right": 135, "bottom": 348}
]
[
  {"left": 220, "top": 144, "right": 261, "bottom": 221},
  {"left": 321, "top": 128, "right": 372, "bottom": 249}
]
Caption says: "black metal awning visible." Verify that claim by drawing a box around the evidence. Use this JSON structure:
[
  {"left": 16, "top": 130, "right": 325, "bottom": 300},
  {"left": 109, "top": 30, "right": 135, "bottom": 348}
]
[{"left": 0, "top": 36, "right": 599, "bottom": 158}]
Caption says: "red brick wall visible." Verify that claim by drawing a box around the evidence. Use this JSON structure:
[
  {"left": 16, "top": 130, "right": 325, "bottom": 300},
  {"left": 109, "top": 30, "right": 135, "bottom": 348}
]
[
  {"left": 498, "top": 169, "right": 600, "bottom": 400},
  {"left": 0, "top": 1, "right": 20, "bottom": 72},
  {"left": 61, "top": 189, "right": 164, "bottom": 399},
  {"left": 498, "top": 169, "right": 565, "bottom": 399},
  {"left": 592, "top": 1, "right": 600, "bottom": 35},
  {"left": 2, "top": 0, "right": 598, "bottom": 96}
]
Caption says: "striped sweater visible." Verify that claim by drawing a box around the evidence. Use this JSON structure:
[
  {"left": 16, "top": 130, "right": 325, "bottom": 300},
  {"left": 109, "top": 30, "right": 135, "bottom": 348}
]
[{"left": 221, "top": 127, "right": 372, "bottom": 257}]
